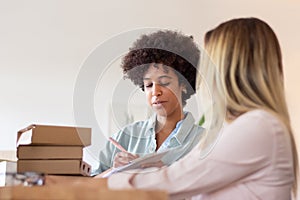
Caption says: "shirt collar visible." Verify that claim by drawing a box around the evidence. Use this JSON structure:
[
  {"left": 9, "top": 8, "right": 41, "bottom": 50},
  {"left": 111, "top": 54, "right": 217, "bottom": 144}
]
[
  {"left": 143, "top": 114, "right": 157, "bottom": 136},
  {"left": 145, "top": 111, "right": 196, "bottom": 143},
  {"left": 171, "top": 112, "right": 195, "bottom": 145}
]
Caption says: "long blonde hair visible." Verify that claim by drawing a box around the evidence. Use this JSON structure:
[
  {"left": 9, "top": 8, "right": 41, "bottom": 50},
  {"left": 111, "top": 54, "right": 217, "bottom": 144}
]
[{"left": 202, "top": 17, "right": 298, "bottom": 196}]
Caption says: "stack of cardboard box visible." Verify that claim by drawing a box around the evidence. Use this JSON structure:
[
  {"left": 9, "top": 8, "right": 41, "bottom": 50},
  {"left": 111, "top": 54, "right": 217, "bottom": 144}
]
[{"left": 16, "top": 124, "right": 92, "bottom": 176}]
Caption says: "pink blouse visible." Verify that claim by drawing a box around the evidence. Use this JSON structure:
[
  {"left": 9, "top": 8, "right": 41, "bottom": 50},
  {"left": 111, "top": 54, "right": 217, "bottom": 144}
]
[{"left": 108, "top": 110, "right": 294, "bottom": 200}]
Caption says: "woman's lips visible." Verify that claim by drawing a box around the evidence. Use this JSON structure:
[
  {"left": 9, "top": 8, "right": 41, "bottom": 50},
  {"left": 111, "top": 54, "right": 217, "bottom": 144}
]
[{"left": 152, "top": 101, "right": 167, "bottom": 107}]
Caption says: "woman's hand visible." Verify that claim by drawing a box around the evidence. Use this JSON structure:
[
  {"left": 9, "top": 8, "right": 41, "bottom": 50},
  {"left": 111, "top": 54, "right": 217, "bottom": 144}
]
[
  {"left": 140, "top": 160, "right": 164, "bottom": 168},
  {"left": 113, "top": 152, "right": 139, "bottom": 168}
]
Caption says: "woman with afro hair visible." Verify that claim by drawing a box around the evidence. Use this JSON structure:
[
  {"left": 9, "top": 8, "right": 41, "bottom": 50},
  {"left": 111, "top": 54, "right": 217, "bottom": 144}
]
[{"left": 95, "top": 30, "right": 205, "bottom": 175}]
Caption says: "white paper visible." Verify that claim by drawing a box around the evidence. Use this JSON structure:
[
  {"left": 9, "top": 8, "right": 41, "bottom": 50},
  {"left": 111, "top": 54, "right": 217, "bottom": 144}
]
[{"left": 102, "top": 145, "right": 183, "bottom": 178}]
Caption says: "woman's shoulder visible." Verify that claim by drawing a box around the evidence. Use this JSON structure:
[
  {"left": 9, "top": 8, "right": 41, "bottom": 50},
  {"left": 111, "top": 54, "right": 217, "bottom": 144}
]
[
  {"left": 237, "top": 109, "right": 282, "bottom": 125},
  {"left": 123, "top": 118, "right": 153, "bottom": 128},
  {"left": 120, "top": 118, "right": 154, "bottom": 137},
  {"left": 230, "top": 109, "right": 288, "bottom": 137}
]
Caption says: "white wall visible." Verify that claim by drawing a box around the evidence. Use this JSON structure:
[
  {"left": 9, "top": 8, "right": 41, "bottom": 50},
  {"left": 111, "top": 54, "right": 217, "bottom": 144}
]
[{"left": 0, "top": 0, "right": 299, "bottom": 176}]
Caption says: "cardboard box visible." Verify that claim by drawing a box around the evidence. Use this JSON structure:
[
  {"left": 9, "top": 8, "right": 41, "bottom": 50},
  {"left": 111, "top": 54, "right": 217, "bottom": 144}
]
[
  {"left": 0, "top": 161, "right": 17, "bottom": 186},
  {"left": 17, "top": 124, "right": 91, "bottom": 146},
  {"left": 17, "top": 145, "right": 83, "bottom": 160},
  {"left": 17, "top": 160, "right": 91, "bottom": 176},
  {"left": 0, "top": 150, "right": 17, "bottom": 161}
]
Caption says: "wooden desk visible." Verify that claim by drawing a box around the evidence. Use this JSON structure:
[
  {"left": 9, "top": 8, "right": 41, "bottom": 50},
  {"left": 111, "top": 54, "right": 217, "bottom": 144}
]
[
  {"left": 45, "top": 175, "right": 108, "bottom": 188},
  {"left": 0, "top": 176, "right": 168, "bottom": 200}
]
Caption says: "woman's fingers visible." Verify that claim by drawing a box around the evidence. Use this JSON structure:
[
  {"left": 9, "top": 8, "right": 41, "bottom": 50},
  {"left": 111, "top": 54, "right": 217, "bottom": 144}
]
[
  {"left": 140, "top": 160, "right": 164, "bottom": 168},
  {"left": 113, "top": 152, "right": 139, "bottom": 168}
]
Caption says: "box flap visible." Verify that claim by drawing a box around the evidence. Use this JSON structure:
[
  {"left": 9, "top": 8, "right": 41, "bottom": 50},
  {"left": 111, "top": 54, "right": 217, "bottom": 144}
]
[{"left": 17, "top": 124, "right": 36, "bottom": 146}]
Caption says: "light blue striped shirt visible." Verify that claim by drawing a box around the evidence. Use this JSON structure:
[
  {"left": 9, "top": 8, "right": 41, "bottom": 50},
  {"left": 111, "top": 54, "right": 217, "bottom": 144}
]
[{"left": 96, "top": 111, "right": 204, "bottom": 173}]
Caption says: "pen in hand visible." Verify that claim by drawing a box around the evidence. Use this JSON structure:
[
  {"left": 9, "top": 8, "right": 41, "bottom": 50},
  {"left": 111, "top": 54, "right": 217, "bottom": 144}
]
[
  {"left": 109, "top": 137, "right": 140, "bottom": 167},
  {"left": 108, "top": 137, "right": 128, "bottom": 153}
]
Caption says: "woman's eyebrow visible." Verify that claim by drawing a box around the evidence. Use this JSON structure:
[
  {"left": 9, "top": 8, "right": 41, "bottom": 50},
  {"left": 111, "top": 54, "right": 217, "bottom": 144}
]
[
  {"left": 143, "top": 75, "right": 172, "bottom": 80},
  {"left": 158, "top": 75, "right": 172, "bottom": 80}
]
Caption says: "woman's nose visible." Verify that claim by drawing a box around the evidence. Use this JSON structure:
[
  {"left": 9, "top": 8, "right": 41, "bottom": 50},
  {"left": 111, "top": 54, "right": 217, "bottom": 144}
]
[{"left": 152, "top": 83, "right": 162, "bottom": 96}]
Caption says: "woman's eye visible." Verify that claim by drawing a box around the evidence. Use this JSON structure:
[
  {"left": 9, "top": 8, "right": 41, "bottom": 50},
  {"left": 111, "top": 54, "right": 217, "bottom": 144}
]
[
  {"left": 160, "top": 82, "right": 170, "bottom": 87},
  {"left": 145, "top": 83, "right": 153, "bottom": 88},
  {"left": 144, "top": 82, "right": 170, "bottom": 88}
]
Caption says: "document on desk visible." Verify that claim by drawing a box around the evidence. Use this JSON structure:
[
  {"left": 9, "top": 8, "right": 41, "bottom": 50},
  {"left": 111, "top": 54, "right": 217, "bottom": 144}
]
[{"left": 102, "top": 144, "right": 187, "bottom": 178}]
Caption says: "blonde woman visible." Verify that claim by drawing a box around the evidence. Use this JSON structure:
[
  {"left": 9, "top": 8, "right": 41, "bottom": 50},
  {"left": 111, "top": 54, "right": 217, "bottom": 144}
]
[{"left": 107, "top": 17, "right": 298, "bottom": 200}]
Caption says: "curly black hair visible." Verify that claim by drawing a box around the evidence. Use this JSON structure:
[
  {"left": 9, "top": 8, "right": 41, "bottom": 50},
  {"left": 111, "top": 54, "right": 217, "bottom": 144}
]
[{"left": 121, "top": 30, "right": 200, "bottom": 106}]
